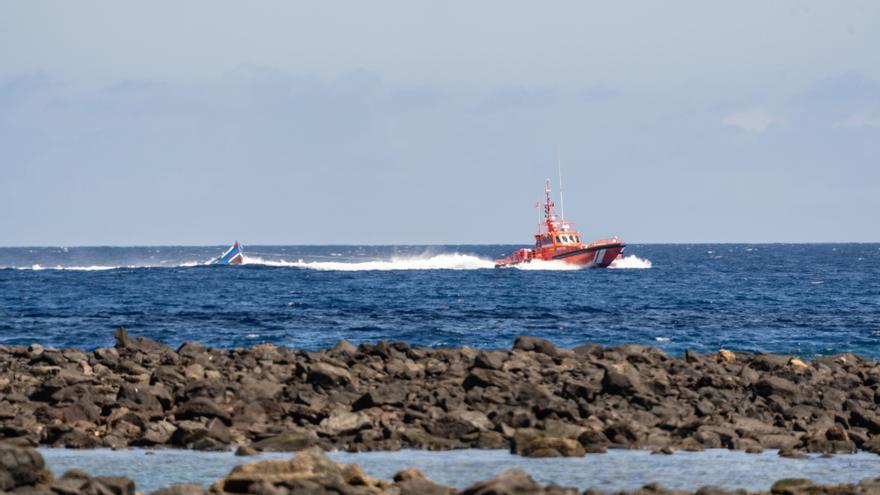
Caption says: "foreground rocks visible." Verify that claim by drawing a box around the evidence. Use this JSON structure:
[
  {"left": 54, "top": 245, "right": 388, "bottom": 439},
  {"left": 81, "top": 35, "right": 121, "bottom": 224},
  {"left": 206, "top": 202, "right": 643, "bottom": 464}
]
[
  {"left": 3, "top": 444, "right": 880, "bottom": 495},
  {"left": 1, "top": 330, "right": 880, "bottom": 457}
]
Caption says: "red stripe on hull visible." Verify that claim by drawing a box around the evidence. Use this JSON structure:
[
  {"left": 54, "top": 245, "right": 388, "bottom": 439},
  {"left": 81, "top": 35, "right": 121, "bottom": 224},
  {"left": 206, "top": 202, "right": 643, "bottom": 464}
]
[{"left": 555, "top": 245, "right": 625, "bottom": 268}]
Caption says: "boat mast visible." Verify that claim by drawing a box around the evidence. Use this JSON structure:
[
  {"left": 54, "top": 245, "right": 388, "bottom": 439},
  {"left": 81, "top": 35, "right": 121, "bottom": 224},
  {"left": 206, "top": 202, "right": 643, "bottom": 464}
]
[
  {"left": 557, "top": 149, "right": 565, "bottom": 231},
  {"left": 544, "top": 178, "right": 555, "bottom": 232}
]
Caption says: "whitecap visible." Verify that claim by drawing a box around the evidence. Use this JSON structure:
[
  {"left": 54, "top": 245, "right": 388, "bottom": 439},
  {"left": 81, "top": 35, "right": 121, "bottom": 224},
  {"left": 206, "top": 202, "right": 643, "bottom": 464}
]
[{"left": 609, "top": 255, "right": 652, "bottom": 269}]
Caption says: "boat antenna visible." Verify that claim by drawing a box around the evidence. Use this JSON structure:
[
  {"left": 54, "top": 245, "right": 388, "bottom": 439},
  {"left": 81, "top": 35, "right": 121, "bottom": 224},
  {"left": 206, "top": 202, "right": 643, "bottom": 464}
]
[{"left": 557, "top": 149, "right": 565, "bottom": 230}]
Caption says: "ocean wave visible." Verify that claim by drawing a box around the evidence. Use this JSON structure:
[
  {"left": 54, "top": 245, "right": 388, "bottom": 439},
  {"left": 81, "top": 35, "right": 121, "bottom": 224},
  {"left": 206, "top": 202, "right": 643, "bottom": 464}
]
[
  {"left": 609, "top": 255, "right": 652, "bottom": 269},
  {"left": 242, "top": 253, "right": 496, "bottom": 271}
]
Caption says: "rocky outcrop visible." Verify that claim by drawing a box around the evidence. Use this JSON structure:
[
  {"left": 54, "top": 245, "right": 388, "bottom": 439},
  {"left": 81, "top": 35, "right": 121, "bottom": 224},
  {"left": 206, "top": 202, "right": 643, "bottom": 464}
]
[
  {"left": 0, "top": 444, "right": 137, "bottom": 495},
  {"left": 3, "top": 444, "right": 880, "bottom": 495},
  {"left": 1, "top": 329, "right": 880, "bottom": 458}
]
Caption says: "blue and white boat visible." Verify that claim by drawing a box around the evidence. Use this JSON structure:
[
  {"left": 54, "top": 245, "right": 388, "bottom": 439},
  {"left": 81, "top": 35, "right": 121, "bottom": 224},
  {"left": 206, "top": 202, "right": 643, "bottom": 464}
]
[{"left": 212, "top": 241, "right": 244, "bottom": 265}]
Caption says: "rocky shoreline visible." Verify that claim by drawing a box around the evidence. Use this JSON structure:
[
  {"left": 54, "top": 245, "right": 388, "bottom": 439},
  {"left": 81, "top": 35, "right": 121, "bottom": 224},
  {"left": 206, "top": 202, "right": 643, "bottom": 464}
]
[
  {"left": 1, "top": 329, "right": 879, "bottom": 457},
  {"left": 3, "top": 444, "right": 880, "bottom": 495}
]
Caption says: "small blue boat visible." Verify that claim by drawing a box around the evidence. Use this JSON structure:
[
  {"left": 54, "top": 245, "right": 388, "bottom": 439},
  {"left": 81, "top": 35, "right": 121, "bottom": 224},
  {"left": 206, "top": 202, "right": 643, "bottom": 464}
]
[{"left": 213, "top": 241, "right": 244, "bottom": 265}]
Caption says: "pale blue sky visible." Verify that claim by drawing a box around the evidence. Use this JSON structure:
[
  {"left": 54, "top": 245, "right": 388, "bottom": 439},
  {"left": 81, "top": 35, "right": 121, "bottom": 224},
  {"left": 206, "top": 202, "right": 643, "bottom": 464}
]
[{"left": 2, "top": 1, "right": 879, "bottom": 245}]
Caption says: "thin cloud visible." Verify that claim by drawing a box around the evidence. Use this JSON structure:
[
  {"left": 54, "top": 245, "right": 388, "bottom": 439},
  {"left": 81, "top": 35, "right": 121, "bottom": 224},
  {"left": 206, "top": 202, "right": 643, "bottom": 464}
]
[
  {"left": 836, "top": 110, "right": 880, "bottom": 128},
  {"left": 721, "top": 107, "right": 778, "bottom": 133}
]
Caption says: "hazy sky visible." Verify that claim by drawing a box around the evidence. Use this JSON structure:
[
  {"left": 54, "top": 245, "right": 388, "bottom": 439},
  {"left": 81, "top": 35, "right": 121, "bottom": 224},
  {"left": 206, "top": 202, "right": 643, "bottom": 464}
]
[{"left": 2, "top": 1, "right": 879, "bottom": 245}]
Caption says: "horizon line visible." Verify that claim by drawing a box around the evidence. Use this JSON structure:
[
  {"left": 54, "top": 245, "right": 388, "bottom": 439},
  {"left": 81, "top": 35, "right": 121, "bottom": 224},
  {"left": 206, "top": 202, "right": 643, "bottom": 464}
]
[{"left": 1, "top": 241, "right": 880, "bottom": 249}]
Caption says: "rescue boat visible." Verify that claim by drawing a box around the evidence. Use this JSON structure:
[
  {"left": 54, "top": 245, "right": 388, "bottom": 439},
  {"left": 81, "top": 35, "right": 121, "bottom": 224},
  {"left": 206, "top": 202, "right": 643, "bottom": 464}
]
[
  {"left": 212, "top": 241, "right": 244, "bottom": 265},
  {"left": 495, "top": 180, "right": 625, "bottom": 268}
]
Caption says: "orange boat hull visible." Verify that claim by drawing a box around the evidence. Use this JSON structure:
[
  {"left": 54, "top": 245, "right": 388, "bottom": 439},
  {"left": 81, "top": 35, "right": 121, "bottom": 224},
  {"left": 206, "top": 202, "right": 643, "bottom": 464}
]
[{"left": 495, "top": 240, "right": 625, "bottom": 268}]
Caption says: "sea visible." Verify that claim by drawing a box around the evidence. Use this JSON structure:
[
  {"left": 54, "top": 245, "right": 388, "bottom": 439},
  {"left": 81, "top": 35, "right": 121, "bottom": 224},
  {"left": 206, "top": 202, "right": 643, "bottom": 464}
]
[
  {"left": 38, "top": 448, "right": 880, "bottom": 493},
  {"left": 1, "top": 243, "right": 878, "bottom": 358},
  {"left": 5, "top": 243, "right": 880, "bottom": 489}
]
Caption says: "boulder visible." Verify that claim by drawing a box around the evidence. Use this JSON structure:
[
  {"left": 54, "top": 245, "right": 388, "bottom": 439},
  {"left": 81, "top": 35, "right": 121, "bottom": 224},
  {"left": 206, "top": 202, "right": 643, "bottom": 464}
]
[
  {"left": 513, "top": 336, "right": 560, "bottom": 358},
  {"left": 602, "top": 363, "right": 647, "bottom": 396},
  {"left": 150, "top": 484, "right": 209, "bottom": 495},
  {"left": 175, "top": 397, "right": 232, "bottom": 425},
  {"left": 93, "top": 476, "right": 136, "bottom": 495},
  {"left": 474, "top": 351, "right": 505, "bottom": 370},
  {"left": 755, "top": 376, "right": 801, "bottom": 400},
  {"left": 251, "top": 430, "right": 317, "bottom": 452},
  {"left": 512, "top": 430, "right": 585, "bottom": 458},
  {"left": 234, "top": 446, "right": 258, "bottom": 457},
  {"left": 114, "top": 327, "right": 173, "bottom": 356},
  {"left": 353, "top": 385, "right": 407, "bottom": 409},
  {"left": 318, "top": 411, "right": 372, "bottom": 436},
  {"left": 0, "top": 445, "right": 53, "bottom": 491},
  {"left": 460, "top": 469, "right": 577, "bottom": 495},
  {"left": 306, "top": 362, "right": 353, "bottom": 388},
  {"left": 393, "top": 468, "right": 453, "bottom": 495},
  {"left": 463, "top": 368, "right": 510, "bottom": 390},
  {"left": 850, "top": 407, "right": 880, "bottom": 434},
  {"left": 220, "top": 447, "right": 384, "bottom": 494}
]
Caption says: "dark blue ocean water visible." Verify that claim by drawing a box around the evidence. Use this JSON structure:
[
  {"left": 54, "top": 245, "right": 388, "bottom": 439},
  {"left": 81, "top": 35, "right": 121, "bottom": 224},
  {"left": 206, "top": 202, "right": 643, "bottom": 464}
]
[{"left": 1, "top": 244, "right": 878, "bottom": 357}]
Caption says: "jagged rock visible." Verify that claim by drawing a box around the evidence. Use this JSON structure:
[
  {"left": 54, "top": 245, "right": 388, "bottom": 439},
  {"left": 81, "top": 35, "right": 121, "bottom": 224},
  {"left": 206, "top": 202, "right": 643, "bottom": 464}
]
[{"left": 307, "top": 362, "right": 353, "bottom": 388}]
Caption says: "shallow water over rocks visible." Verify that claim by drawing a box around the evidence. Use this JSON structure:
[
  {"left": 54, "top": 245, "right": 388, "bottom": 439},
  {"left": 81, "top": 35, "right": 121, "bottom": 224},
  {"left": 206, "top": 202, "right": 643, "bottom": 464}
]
[{"left": 39, "top": 448, "right": 880, "bottom": 494}]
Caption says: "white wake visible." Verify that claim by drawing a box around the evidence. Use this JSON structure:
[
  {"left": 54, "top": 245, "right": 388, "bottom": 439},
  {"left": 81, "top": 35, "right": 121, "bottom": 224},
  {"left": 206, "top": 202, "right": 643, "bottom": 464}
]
[
  {"left": 241, "top": 253, "right": 496, "bottom": 271},
  {"left": 509, "top": 259, "right": 583, "bottom": 271},
  {"left": 9, "top": 253, "right": 652, "bottom": 272},
  {"left": 609, "top": 255, "right": 652, "bottom": 269}
]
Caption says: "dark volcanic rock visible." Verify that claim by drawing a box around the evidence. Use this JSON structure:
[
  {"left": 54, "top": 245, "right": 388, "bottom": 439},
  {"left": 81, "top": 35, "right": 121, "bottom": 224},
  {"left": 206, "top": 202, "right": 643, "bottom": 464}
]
[
  {"left": 175, "top": 397, "right": 232, "bottom": 425},
  {"left": 0, "top": 444, "right": 53, "bottom": 490},
  {"left": 1, "top": 331, "right": 880, "bottom": 457},
  {"left": 513, "top": 336, "right": 560, "bottom": 358},
  {"left": 307, "top": 362, "right": 353, "bottom": 388}
]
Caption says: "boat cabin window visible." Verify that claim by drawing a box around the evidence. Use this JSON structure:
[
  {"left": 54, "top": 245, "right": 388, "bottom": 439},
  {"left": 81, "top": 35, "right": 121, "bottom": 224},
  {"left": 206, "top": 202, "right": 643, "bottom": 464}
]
[{"left": 555, "top": 236, "right": 561, "bottom": 244}]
